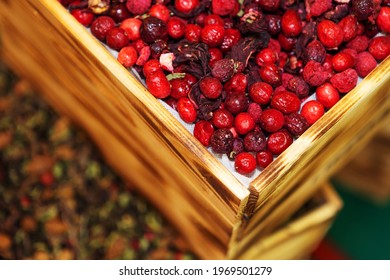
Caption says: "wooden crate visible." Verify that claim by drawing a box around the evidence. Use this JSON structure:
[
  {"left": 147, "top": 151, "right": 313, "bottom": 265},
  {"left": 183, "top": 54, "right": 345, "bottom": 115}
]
[
  {"left": 0, "top": 0, "right": 388, "bottom": 259},
  {"left": 335, "top": 116, "right": 390, "bottom": 204},
  {"left": 236, "top": 182, "right": 342, "bottom": 260}
]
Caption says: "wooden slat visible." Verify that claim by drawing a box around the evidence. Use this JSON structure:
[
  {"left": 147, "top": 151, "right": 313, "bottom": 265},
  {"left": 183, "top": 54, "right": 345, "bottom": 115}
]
[
  {"left": 0, "top": 0, "right": 251, "bottom": 259},
  {"left": 234, "top": 182, "right": 342, "bottom": 260}
]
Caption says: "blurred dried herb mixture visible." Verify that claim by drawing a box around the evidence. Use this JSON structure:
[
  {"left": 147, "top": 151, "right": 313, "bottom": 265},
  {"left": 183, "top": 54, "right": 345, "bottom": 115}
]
[{"left": 0, "top": 62, "right": 195, "bottom": 260}]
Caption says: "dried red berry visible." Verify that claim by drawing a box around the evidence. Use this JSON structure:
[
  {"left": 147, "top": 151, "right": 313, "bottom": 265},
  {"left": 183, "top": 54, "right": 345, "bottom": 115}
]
[
  {"left": 259, "top": 109, "right": 285, "bottom": 133},
  {"left": 201, "top": 24, "right": 226, "bottom": 47},
  {"left": 270, "top": 91, "right": 301, "bottom": 114},
  {"left": 140, "top": 16, "right": 168, "bottom": 44},
  {"left": 301, "top": 100, "right": 325, "bottom": 125},
  {"left": 346, "top": 35, "right": 370, "bottom": 53},
  {"left": 90, "top": 16, "right": 116, "bottom": 41},
  {"left": 259, "top": 0, "right": 280, "bottom": 12},
  {"left": 330, "top": 68, "right": 358, "bottom": 93},
  {"left": 255, "top": 48, "right": 278, "bottom": 67},
  {"left": 317, "top": 19, "right": 344, "bottom": 49},
  {"left": 338, "top": 15, "right": 358, "bottom": 42},
  {"left": 175, "top": 0, "right": 200, "bottom": 14},
  {"left": 224, "top": 92, "right": 250, "bottom": 115},
  {"left": 224, "top": 73, "right": 248, "bottom": 95},
  {"left": 246, "top": 103, "right": 263, "bottom": 124},
  {"left": 286, "top": 76, "right": 310, "bottom": 99},
  {"left": 126, "top": 0, "right": 151, "bottom": 15},
  {"left": 167, "top": 17, "right": 187, "bottom": 39},
  {"left": 120, "top": 18, "right": 142, "bottom": 41},
  {"left": 316, "top": 82, "right": 340, "bottom": 109},
  {"left": 267, "top": 129, "right": 293, "bottom": 155},
  {"left": 143, "top": 59, "right": 161, "bottom": 77},
  {"left": 177, "top": 97, "right": 197, "bottom": 123},
  {"left": 259, "top": 63, "right": 282, "bottom": 87},
  {"left": 308, "top": 0, "right": 332, "bottom": 17},
  {"left": 71, "top": 9, "right": 95, "bottom": 27},
  {"left": 220, "top": 28, "right": 242, "bottom": 54},
  {"left": 355, "top": 51, "right": 377, "bottom": 77},
  {"left": 146, "top": 70, "right": 171, "bottom": 98},
  {"left": 243, "top": 130, "right": 267, "bottom": 152},
  {"left": 210, "top": 128, "right": 234, "bottom": 154},
  {"left": 185, "top": 24, "right": 202, "bottom": 43},
  {"left": 117, "top": 46, "right": 138, "bottom": 68},
  {"left": 106, "top": 27, "right": 129, "bottom": 50},
  {"left": 256, "top": 150, "right": 274, "bottom": 169},
  {"left": 234, "top": 112, "right": 255, "bottom": 135},
  {"left": 281, "top": 9, "right": 302, "bottom": 37},
  {"left": 332, "top": 52, "right": 355, "bottom": 72},
  {"left": 212, "top": 0, "right": 236, "bottom": 16},
  {"left": 249, "top": 82, "right": 273, "bottom": 105},
  {"left": 284, "top": 113, "right": 309, "bottom": 136},
  {"left": 278, "top": 33, "right": 297, "bottom": 52},
  {"left": 212, "top": 108, "right": 234, "bottom": 128},
  {"left": 194, "top": 120, "right": 214, "bottom": 146},
  {"left": 302, "top": 60, "right": 332, "bottom": 87},
  {"left": 149, "top": 4, "right": 171, "bottom": 22},
  {"left": 235, "top": 152, "right": 257, "bottom": 175},
  {"left": 301, "top": 40, "right": 327, "bottom": 64},
  {"left": 351, "top": 0, "right": 374, "bottom": 21},
  {"left": 170, "top": 78, "right": 190, "bottom": 100},
  {"left": 108, "top": 3, "right": 131, "bottom": 23},
  {"left": 377, "top": 7, "right": 390, "bottom": 33},
  {"left": 368, "top": 36, "right": 390, "bottom": 61},
  {"left": 199, "top": 77, "right": 223, "bottom": 99},
  {"left": 209, "top": 48, "right": 224, "bottom": 67}
]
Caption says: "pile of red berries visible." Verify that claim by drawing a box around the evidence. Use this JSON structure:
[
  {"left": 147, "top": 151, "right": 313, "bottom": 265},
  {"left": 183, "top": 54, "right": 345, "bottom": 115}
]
[{"left": 62, "top": 0, "right": 390, "bottom": 175}]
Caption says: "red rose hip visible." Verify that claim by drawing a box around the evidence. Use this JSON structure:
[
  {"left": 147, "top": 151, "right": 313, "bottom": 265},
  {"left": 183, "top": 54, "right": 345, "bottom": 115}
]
[
  {"left": 235, "top": 152, "right": 257, "bottom": 175},
  {"left": 316, "top": 82, "right": 340, "bottom": 109},
  {"left": 270, "top": 91, "right": 301, "bottom": 114},
  {"left": 317, "top": 20, "right": 344, "bottom": 49},
  {"left": 177, "top": 97, "right": 197, "bottom": 123},
  {"left": 256, "top": 150, "right": 274, "bottom": 169},
  {"left": 259, "top": 109, "right": 285, "bottom": 133},
  {"left": 234, "top": 112, "right": 255, "bottom": 135},
  {"left": 301, "top": 100, "right": 325, "bottom": 125},
  {"left": 267, "top": 129, "right": 293, "bottom": 155},
  {"left": 194, "top": 120, "right": 214, "bottom": 146},
  {"left": 146, "top": 70, "right": 171, "bottom": 99},
  {"left": 281, "top": 9, "right": 302, "bottom": 37},
  {"left": 199, "top": 77, "right": 223, "bottom": 99}
]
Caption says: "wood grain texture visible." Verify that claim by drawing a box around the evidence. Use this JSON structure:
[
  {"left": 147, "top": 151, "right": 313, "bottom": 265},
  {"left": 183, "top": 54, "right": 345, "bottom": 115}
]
[
  {"left": 234, "top": 183, "right": 342, "bottom": 260},
  {"left": 0, "top": 0, "right": 250, "bottom": 259}
]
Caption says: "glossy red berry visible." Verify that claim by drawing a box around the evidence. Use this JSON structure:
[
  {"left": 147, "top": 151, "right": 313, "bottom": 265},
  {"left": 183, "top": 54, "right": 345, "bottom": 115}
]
[
  {"left": 194, "top": 120, "right": 214, "bottom": 146},
  {"left": 224, "top": 73, "right": 248, "bottom": 94},
  {"left": 316, "top": 82, "right": 340, "bottom": 109},
  {"left": 143, "top": 59, "right": 161, "bottom": 77},
  {"left": 106, "top": 27, "right": 129, "bottom": 50},
  {"left": 255, "top": 48, "right": 278, "bottom": 67},
  {"left": 149, "top": 4, "right": 171, "bottom": 22},
  {"left": 355, "top": 51, "right": 377, "bottom": 78},
  {"left": 204, "top": 14, "right": 224, "bottom": 26},
  {"left": 146, "top": 70, "right": 171, "bottom": 99},
  {"left": 71, "top": 9, "right": 95, "bottom": 27},
  {"left": 212, "top": 108, "right": 234, "bottom": 129},
  {"left": 338, "top": 15, "right": 358, "bottom": 42},
  {"left": 377, "top": 7, "right": 390, "bottom": 33},
  {"left": 170, "top": 78, "right": 190, "bottom": 100},
  {"left": 108, "top": 3, "right": 131, "bottom": 23},
  {"left": 247, "top": 102, "right": 262, "bottom": 123},
  {"left": 201, "top": 24, "right": 225, "bottom": 47},
  {"left": 225, "top": 93, "right": 250, "bottom": 115},
  {"left": 117, "top": 46, "right": 138, "bottom": 68},
  {"left": 317, "top": 20, "right": 344, "bottom": 49},
  {"left": 175, "top": 0, "right": 200, "bottom": 14},
  {"left": 332, "top": 52, "right": 355, "bottom": 72},
  {"left": 234, "top": 112, "right": 255, "bottom": 135},
  {"left": 90, "top": 16, "right": 116, "bottom": 41},
  {"left": 259, "top": 109, "right": 285, "bottom": 133},
  {"left": 120, "top": 18, "right": 142, "bottom": 41},
  {"left": 208, "top": 48, "right": 224, "bottom": 67},
  {"left": 281, "top": 9, "right": 302, "bottom": 37},
  {"left": 177, "top": 97, "right": 197, "bottom": 123},
  {"left": 368, "top": 36, "right": 390, "bottom": 61},
  {"left": 256, "top": 150, "right": 274, "bottom": 169},
  {"left": 270, "top": 91, "right": 301, "bottom": 114},
  {"left": 167, "top": 17, "right": 187, "bottom": 39},
  {"left": 249, "top": 82, "right": 273, "bottom": 105},
  {"left": 199, "top": 77, "right": 223, "bottom": 99},
  {"left": 267, "top": 129, "right": 293, "bottom": 155},
  {"left": 185, "top": 24, "right": 202, "bottom": 43},
  {"left": 234, "top": 152, "right": 257, "bottom": 175},
  {"left": 277, "top": 33, "right": 297, "bottom": 52},
  {"left": 220, "top": 28, "right": 241, "bottom": 53},
  {"left": 259, "top": 63, "right": 282, "bottom": 87},
  {"left": 301, "top": 100, "right": 325, "bottom": 125}
]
